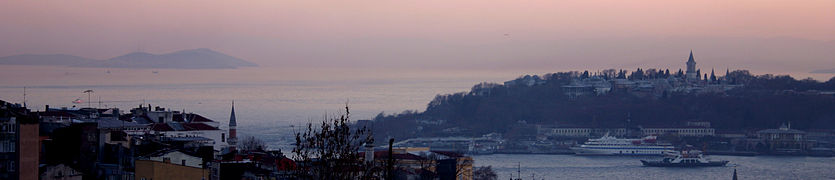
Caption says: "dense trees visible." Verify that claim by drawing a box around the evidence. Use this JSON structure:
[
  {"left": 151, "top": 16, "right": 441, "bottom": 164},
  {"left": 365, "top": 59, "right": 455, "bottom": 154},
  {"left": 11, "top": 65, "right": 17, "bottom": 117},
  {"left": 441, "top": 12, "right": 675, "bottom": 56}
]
[{"left": 370, "top": 69, "right": 835, "bottom": 140}]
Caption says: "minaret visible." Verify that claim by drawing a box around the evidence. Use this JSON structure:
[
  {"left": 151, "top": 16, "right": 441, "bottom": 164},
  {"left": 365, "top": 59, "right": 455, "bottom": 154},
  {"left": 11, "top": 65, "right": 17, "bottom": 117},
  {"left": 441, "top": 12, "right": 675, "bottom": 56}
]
[
  {"left": 228, "top": 101, "right": 238, "bottom": 150},
  {"left": 685, "top": 50, "right": 697, "bottom": 81}
]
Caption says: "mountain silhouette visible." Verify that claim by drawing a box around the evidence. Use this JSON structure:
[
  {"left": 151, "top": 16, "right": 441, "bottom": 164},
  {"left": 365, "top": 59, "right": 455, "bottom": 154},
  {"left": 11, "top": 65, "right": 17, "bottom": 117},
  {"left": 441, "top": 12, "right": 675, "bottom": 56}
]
[{"left": 0, "top": 48, "right": 257, "bottom": 69}]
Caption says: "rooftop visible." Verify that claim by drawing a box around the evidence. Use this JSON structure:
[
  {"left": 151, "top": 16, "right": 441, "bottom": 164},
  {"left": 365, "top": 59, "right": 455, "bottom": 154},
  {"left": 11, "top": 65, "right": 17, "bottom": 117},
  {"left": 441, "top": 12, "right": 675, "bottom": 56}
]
[
  {"left": 97, "top": 119, "right": 149, "bottom": 129},
  {"left": 173, "top": 113, "right": 215, "bottom": 123},
  {"left": 151, "top": 122, "right": 220, "bottom": 131}
]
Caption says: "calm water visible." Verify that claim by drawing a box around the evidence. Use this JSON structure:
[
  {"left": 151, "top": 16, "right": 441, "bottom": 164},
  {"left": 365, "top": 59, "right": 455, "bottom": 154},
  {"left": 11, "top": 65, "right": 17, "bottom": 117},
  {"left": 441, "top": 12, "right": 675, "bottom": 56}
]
[
  {"left": 473, "top": 154, "right": 835, "bottom": 180},
  {"left": 0, "top": 66, "right": 520, "bottom": 149}
]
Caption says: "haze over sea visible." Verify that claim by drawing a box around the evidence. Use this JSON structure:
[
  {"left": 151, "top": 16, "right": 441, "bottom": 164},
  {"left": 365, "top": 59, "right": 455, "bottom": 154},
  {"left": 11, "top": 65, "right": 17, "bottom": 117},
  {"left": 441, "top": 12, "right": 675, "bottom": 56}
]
[
  {"left": 0, "top": 66, "right": 512, "bottom": 149},
  {"left": 0, "top": 65, "right": 833, "bottom": 149}
]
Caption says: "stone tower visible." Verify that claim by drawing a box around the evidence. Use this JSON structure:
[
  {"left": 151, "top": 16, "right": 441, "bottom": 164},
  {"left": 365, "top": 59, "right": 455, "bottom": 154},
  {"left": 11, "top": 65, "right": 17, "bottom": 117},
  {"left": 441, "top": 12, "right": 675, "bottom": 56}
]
[{"left": 685, "top": 50, "right": 698, "bottom": 81}]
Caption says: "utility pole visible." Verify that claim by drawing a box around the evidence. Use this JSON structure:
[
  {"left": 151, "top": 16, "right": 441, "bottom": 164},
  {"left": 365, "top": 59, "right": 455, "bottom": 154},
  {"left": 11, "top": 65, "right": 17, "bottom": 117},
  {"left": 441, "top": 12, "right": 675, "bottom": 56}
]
[
  {"left": 733, "top": 168, "right": 738, "bottom": 180},
  {"left": 22, "top": 87, "right": 26, "bottom": 108},
  {"left": 517, "top": 162, "right": 521, "bottom": 180},
  {"left": 387, "top": 138, "right": 394, "bottom": 180}
]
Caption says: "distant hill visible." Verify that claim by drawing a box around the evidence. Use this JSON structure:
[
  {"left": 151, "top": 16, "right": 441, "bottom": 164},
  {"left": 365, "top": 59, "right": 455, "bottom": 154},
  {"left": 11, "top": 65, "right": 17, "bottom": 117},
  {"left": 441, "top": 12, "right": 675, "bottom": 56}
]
[
  {"left": 0, "top": 48, "right": 257, "bottom": 69},
  {"left": 0, "top": 54, "right": 97, "bottom": 66},
  {"left": 78, "top": 48, "right": 257, "bottom": 69}
]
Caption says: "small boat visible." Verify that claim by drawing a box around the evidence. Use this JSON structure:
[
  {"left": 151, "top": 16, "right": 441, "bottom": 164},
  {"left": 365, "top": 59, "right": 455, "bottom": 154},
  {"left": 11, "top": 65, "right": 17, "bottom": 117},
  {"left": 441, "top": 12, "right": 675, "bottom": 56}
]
[{"left": 641, "top": 149, "right": 729, "bottom": 167}]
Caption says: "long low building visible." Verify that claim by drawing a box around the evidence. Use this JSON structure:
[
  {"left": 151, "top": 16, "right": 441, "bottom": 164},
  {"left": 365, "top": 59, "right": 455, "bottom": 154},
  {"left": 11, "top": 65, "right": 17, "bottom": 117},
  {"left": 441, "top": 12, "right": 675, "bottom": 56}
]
[
  {"left": 539, "top": 127, "right": 628, "bottom": 137},
  {"left": 538, "top": 124, "right": 715, "bottom": 138},
  {"left": 641, "top": 127, "right": 715, "bottom": 137}
]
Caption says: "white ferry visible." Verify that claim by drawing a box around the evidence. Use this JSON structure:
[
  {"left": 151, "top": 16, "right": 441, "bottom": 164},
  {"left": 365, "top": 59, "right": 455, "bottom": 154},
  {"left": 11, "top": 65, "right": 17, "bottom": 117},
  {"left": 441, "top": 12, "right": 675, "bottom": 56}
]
[
  {"left": 570, "top": 134, "right": 674, "bottom": 156},
  {"left": 641, "top": 149, "right": 729, "bottom": 167}
]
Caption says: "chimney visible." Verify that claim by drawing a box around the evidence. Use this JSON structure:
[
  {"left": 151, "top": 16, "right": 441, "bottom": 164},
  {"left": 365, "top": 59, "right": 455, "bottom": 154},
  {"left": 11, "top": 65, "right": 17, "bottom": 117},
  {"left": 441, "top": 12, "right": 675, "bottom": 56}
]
[{"left": 45, "top": 105, "right": 50, "bottom": 111}]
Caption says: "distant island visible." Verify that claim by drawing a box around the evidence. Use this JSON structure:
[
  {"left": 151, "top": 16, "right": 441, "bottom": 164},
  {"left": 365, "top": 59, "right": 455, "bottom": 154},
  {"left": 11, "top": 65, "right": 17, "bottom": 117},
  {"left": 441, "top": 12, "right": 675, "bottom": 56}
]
[{"left": 0, "top": 48, "right": 257, "bottom": 69}]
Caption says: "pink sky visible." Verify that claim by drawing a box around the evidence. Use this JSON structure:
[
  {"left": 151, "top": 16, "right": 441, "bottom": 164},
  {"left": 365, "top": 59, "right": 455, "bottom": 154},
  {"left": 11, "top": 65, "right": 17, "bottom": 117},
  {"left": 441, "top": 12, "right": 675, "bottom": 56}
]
[{"left": 1, "top": 0, "right": 834, "bottom": 73}]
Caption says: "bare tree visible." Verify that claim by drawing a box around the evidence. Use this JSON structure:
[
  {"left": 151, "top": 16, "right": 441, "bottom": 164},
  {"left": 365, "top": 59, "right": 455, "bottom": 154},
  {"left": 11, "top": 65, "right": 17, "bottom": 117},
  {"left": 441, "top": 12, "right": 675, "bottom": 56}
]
[
  {"left": 414, "top": 152, "right": 438, "bottom": 179},
  {"left": 292, "top": 105, "right": 379, "bottom": 179},
  {"left": 239, "top": 136, "right": 266, "bottom": 152},
  {"left": 455, "top": 157, "right": 474, "bottom": 180},
  {"left": 473, "top": 166, "right": 498, "bottom": 180}
]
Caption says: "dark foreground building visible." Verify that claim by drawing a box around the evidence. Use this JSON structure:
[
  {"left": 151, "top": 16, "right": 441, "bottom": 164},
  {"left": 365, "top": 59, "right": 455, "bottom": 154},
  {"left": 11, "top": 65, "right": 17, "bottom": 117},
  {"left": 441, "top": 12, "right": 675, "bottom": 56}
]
[{"left": 0, "top": 100, "right": 39, "bottom": 180}]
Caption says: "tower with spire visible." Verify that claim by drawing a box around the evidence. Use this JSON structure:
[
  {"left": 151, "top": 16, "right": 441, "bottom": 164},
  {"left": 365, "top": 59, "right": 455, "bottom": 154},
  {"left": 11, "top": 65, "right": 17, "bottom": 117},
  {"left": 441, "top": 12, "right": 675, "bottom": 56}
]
[
  {"left": 228, "top": 101, "right": 238, "bottom": 151},
  {"left": 685, "top": 50, "right": 698, "bottom": 81}
]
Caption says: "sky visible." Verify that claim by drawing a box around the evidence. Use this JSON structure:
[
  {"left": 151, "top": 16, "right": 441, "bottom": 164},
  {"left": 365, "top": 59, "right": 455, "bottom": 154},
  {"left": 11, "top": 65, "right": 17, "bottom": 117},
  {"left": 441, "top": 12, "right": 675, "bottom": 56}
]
[{"left": 1, "top": 0, "right": 834, "bottom": 75}]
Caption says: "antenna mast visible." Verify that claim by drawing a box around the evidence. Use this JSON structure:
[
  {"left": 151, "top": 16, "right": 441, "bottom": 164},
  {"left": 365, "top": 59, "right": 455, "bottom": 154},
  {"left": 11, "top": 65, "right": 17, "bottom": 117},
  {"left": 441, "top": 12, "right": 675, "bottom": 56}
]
[
  {"left": 517, "top": 162, "right": 521, "bottom": 180},
  {"left": 23, "top": 87, "right": 26, "bottom": 108}
]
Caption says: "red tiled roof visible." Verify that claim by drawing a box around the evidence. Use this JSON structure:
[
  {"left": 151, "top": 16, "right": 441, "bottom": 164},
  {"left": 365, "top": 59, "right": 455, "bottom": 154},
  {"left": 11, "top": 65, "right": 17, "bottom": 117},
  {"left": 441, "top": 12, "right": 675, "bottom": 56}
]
[
  {"left": 369, "top": 151, "right": 426, "bottom": 160},
  {"left": 173, "top": 113, "right": 216, "bottom": 123},
  {"left": 183, "top": 123, "right": 220, "bottom": 130},
  {"left": 276, "top": 158, "right": 297, "bottom": 170},
  {"left": 188, "top": 114, "right": 215, "bottom": 122},
  {"left": 152, "top": 123, "right": 219, "bottom": 131}
]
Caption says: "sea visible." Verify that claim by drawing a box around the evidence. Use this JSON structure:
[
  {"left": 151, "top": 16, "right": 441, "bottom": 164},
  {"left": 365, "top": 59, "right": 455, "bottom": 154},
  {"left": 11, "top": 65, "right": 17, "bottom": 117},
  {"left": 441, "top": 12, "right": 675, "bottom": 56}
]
[
  {"left": 0, "top": 66, "right": 524, "bottom": 150},
  {"left": 1, "top": 65, "right": 834, "bottom": 179},
  {"left": 473, "top": 154, "right": 835, "bottom": 180}
]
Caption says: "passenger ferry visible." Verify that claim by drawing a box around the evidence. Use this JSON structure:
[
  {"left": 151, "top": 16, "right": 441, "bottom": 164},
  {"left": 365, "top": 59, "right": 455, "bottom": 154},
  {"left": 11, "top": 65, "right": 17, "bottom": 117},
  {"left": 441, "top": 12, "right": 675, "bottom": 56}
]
[
  {"left": 641, "top": 149, "right": 729, "bottom": 167},
  {"left": 570, "top": 134, "right": 674, "bottom": 156}
]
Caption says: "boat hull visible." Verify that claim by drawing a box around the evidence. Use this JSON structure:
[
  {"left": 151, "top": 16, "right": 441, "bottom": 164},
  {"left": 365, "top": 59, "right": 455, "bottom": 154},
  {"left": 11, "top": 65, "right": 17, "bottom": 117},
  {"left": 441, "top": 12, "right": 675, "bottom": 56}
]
[
  {"left": 640, "top": 160, "right": 729, "bottom": 167},
  {"left": 571, "top": 147, "right": 672, "bottom": 156}
]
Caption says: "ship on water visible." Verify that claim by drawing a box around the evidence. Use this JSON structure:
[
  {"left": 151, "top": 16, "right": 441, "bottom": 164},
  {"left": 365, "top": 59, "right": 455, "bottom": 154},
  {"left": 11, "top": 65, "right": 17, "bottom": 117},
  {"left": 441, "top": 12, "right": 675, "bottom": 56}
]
[
  {"left": 570, "top": 134, "right": 675, "bottom": 156},
  {"left": 641, "top": 149, "right": 729, "bottom": 167}
]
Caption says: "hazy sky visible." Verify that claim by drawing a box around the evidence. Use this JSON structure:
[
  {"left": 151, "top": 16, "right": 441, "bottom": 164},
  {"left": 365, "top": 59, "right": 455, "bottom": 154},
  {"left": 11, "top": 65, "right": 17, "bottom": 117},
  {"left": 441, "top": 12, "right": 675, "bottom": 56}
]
[{"left": 2, "top": 0, "right": 834, "bottom": 73}]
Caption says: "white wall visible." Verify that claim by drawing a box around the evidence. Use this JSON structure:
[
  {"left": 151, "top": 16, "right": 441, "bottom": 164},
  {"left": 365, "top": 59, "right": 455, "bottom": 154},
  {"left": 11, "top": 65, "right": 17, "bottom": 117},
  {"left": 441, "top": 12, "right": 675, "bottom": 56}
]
[
  {"left": 157, "top": 129, "right": 228, "bottom": 151},
  {"left": 150, "top": 151, "right": 203, "bottom": 168}
]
